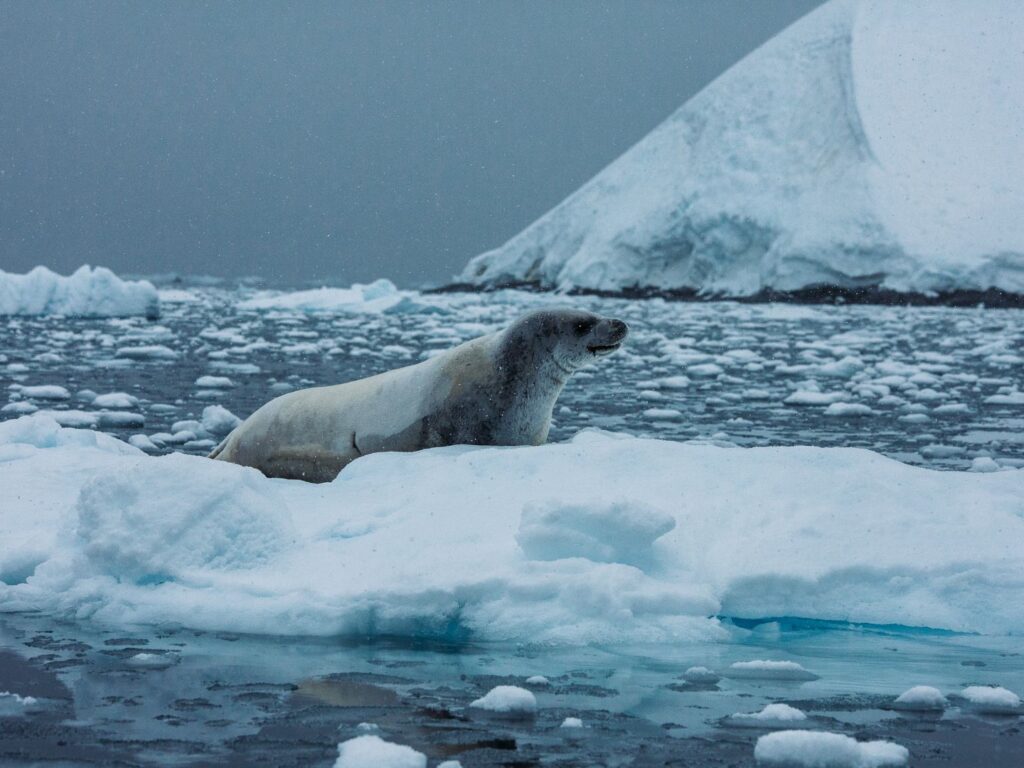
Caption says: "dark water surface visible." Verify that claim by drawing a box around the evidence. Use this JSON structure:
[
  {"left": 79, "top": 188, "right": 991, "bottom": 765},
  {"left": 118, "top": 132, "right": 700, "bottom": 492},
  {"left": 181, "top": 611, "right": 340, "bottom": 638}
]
[{"left": 2, "top": 287, "right": 1023, "bottom": 765}]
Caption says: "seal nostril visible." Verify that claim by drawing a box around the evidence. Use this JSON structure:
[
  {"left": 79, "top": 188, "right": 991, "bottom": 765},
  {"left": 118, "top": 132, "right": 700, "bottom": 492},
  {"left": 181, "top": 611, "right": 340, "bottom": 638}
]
[{"left": 611, "top": 319, "right": 629, "bottom": 337}]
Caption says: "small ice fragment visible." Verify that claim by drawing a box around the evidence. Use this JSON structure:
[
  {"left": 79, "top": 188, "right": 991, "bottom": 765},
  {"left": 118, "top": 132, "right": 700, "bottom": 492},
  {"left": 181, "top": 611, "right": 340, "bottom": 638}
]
[
  {"left": 92, "top": 392, "right": 138, "bottom": 409},
  {"left": 21, "top": 385, "right": 70, "bottom": 400},
  {"left": 682, "top": 666, "right": 720, "bottom": 684},
  {"left": 356, "top": 722, "right": 379, "bottom": 732},
  {"left": 525, "top": 675, "right": 550, "bottom": 685},
  {"left": 469, "top": 685, "right": 537, "bottom": 715},
  {"left": 334, "top": 734, "right": 426, "bottom": 768},
  {"left": 560, "top": 716, "right": 584, "bottom": 728},
  {"left": 968, "top": 457, "right": 1000, "bottom": 473},
  {"left": 127, "top": 652, "right": 178, "bottom": 669},
  {"left": 824, "top": 402, "right": 873, "bottom": 417},
  {"left": 730, "top": 703, "right": 807, "bottom": 726},
  {"left": 893, "top": 685, "right": 946, "bottom": 711},
  {"left": 195, "top": 375, "right": 234, "bottom": 388}
]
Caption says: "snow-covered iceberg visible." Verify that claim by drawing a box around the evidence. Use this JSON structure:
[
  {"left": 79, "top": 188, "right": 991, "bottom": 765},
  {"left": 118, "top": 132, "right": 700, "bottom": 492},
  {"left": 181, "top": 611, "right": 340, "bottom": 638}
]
[
  {"left": 0, "top": 265, "right": 160, "bottom": 318},
  {"left": 460, "top": 0, "right": 1024, "bottom": 297},
  {"left": 238, "top": 278, "right": 446, "bottom": 314},
  {"left": 2, "top": 414, "right": 1022, "bottom": 643}
]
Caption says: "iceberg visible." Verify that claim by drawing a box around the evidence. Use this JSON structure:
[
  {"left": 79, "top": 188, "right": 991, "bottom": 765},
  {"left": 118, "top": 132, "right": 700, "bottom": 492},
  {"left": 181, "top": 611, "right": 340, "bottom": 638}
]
[
  {"left": 0, "top": 265, "right": 160, "bottom": 318},
  {"left": 460, "top": 0, "right": 1024, "bottom": 298},
  {"left": 1, "top": 415, "right": 1023, "bottom": 643}
]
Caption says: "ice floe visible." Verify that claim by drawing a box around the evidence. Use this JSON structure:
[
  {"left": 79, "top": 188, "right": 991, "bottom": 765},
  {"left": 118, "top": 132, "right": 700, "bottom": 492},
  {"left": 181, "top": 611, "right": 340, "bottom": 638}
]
[
  {"left": 238, "top": 279, "right": 445, "bottom": 314},
  {"left": 1, "top": 415, "right": 1023, "bottom": 643}
]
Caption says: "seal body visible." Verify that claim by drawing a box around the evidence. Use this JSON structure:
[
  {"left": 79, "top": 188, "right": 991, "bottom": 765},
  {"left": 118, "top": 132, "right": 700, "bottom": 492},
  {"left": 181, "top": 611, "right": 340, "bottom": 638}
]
[{"left": 210, "top": 308, "right": 628, "bottom": 482}]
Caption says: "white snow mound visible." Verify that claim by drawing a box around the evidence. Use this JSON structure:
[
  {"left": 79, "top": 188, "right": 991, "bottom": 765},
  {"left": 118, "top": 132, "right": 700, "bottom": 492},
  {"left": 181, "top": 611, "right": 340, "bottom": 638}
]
[
  {"left": 334, "top": 735, "right": 426, "bottom": 768},
  {"left": 0, "top": 266, "right": 159, "bottom": 318},
  {"left": 893, "top": 685, "right": 946, "bottom": 711},
  {"left": 469, "top": 686, "right": 537, "bottom": 715},
  {"left": 1, "top": 416, "right": 1024, "bottom": 641},
  {"left": 461, "top": 0, "right": 1024, "bottom": 296},
  {"left": 755, "top": 730, "right": 908, "bottom": 767}
]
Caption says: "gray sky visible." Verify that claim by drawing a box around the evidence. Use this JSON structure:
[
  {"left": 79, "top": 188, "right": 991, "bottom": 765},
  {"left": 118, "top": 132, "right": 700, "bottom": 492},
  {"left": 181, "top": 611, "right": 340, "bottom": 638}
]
[{"left": 0, "top": 0, "right": 821, "bottom": 287}]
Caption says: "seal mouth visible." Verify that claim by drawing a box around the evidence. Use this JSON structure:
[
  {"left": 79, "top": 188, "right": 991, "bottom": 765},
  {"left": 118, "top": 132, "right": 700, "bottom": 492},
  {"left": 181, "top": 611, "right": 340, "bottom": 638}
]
[{"left": 587, "top": 342, "right": 622, "bottom": 356}]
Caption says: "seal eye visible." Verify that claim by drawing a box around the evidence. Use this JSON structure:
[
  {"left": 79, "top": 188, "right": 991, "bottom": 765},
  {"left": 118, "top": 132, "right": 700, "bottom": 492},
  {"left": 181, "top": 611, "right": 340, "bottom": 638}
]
[{"left": 573, "top": 319, "right": 595, "bottom": 337}]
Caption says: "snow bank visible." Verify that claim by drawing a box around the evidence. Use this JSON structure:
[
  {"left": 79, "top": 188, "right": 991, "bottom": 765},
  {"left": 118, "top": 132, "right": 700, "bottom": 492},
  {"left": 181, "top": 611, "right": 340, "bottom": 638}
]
[
  {"left": 0, "top": 266, "right": 159, "bottom": 318},
  {"left": 1, "top": 415, "right": 1024, "bottom": 642},
  {"left": 238, "top": 279, "right": 445, "bottom": 314},
  {"left": 755, "top": 731, "right": 908, "bottom": 767},
  {"left": 460, "top": 0, "right": 1024, "bottom": 296}
]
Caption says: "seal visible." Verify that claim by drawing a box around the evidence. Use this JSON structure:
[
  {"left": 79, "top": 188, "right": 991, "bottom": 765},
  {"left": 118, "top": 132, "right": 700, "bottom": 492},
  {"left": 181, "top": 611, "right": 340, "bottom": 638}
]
[{"left": 209, "top": 308, "right": 628, "bottom": 482}]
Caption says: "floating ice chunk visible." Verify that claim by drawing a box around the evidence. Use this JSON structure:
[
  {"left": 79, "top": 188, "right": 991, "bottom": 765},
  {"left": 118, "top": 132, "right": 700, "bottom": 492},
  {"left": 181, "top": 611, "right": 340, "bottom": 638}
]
[
  {"left": 0, "top": 265, "right": 159, "bottom": 318},
  {"left": 0, "top": 691, "right": 39, "bottom": 716},
  {"left": 816, "top": 357, "right": 865, "bottom": 379},
  {"left": 960, "top": 685, "right": 1021, "bottom": 714},
  {"left": 37, "top": 410, "right": 100, "bottom": 429},
  {"left": 985, "top": 392, "right": 1024, "bottom": 406},
  {"left": 650, "top": 375, "right": 691, "bottom": 390},
  {"left": 932, "top": 403, "right": 968, "bottom": 415},
  {"left": 126, "top": 652, "right": 178, "bottom": 669},
  {"left": 920, "top": 445, "right": 964, "bottom": 459},
  {"left": 784, "top": 391, "right": 845, "bottom": 406},
  {"left": 643, "top": 408, "right": 683, "bottom": 420},
  {"left": 210, "top": 361, "right": 261, "bottom": 374},
  {"left": 355, "top": 722, "right": 379, "bottom": 732},
  {"left": 116, "top": 345, "right": 179, "bottom": 361},
  {"left": 728, "top": 661, "right": 819, "bottom": 681},
  {"left": 201, "top": 405, "right": 241, "bottom": 436},
  {"left": 688, "top": 363, "right": 723, "bottom": 378},
  {"left": 20, "top": 385, "right": 70, "bottom": 401},
  {"left": 195, "top": 376, "right": 234, "bottom": 389},
  {"left": 968, "top": 457, "right": 1001, "bottom": 473},
  {"left": 1, "top": 402, "right": 37, "bottom": 415},
  {"left": 560, "top": 716, "right": 584, "bottom": 728},
  {"left": 97, "top": 411, "right": 145, "bottom": 429},
  {"left": 682, "top": 666, "right": 720, "bottom": 684},
  {"left": 470, "top": 685, "right": 537, "bottom": 715},
  {"left": 755, "top": 730, "right": 908, "bottom": 767},
  {"left": 525, "top": 675, "right": 550, "bottom": 686},
  {"left": 92, "top": 392, "right": 139, "bottom": 409},
  {"left": 729, "top": 703, "right": 807, "bottom": 727},
  {"left": 893, "top": 685, "right": 946, "bottom": 711},
  {"left": 128, "top": 434, "right": 160, "bottom": 453},
  {"left": 516, "top": 500, "right": 674, "bottom": 565},
  {"left": 334, "top": 735, "right": 426, "bottom": 768},
  {"left": 824, "top": 403, "right": 873, "bottom": 417},
  {"left": 437, "top": 762, "right": 463, "bottom": 768}
]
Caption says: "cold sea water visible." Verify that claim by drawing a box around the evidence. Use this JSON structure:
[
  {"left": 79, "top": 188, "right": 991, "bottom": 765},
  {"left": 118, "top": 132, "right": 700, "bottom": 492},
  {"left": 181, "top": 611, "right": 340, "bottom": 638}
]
[{"left": 1, "top": 283, "right": 1022, "bottom": 766}]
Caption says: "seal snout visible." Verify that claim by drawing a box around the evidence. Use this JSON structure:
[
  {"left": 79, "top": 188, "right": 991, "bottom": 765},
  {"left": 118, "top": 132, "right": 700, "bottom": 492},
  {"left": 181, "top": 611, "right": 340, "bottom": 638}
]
[{"left": 587, "top": 317, "right": 629, "bottom": 356}]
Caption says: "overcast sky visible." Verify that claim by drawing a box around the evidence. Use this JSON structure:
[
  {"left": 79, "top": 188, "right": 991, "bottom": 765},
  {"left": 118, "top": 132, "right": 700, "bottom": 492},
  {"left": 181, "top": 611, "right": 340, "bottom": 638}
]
[{"left": 1, "top": 0, "right": 821, "bottom": 287}]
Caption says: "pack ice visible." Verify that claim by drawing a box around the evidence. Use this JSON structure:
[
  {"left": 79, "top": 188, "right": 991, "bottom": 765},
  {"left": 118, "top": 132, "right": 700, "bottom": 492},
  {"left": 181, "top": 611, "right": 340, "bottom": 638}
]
[
  {"left": 0, "top": 266, "right": 159, "bottom": 318},
  {"left": 2, "top": 414, "right": 1022, "bottom": 642},
  {"left": 461, "top": 0, "right": 1024, "bottom": 296}
]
